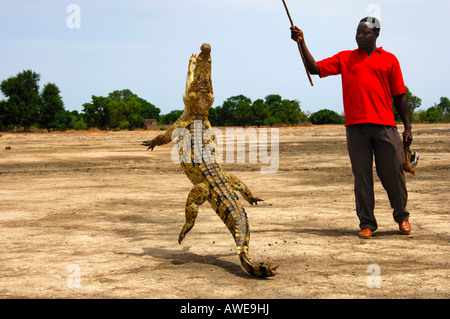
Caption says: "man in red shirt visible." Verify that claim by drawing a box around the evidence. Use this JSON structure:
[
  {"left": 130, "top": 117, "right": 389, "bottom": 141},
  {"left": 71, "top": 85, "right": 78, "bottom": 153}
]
[{"left": 291, "top": 17, "right": 412, "bottom": 238}]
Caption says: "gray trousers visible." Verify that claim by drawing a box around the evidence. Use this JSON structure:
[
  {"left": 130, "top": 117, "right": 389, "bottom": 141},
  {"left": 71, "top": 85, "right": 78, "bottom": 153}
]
[{"left": 346, "top": 124, "right": 409, "bottom": 231}]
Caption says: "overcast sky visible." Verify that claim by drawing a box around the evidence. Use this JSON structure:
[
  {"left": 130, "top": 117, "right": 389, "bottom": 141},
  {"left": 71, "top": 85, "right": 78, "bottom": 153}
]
[{"left": 1, "top": 0, "right": 448, "bottom": 115}]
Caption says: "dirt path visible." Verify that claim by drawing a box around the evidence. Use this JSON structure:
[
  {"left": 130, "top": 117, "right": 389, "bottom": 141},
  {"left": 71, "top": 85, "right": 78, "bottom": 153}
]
[{"left": 0, "top": 124, "right": 448, "bottom": 298}]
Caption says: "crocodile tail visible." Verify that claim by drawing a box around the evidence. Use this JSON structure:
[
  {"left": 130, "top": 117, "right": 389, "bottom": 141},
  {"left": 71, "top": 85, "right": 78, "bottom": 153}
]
[{"left": 238, "top": 251, "right": 277, "bottom": 278}]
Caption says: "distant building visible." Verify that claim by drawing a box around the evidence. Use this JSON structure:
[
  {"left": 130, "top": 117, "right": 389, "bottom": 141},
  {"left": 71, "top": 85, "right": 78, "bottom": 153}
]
[{"left": 143, "top": 119, "right": 157, "bottom": 130}]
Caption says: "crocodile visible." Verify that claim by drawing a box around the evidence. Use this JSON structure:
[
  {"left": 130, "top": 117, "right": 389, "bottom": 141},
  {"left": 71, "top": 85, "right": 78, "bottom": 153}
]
[
  {"left": 142, "top": 43, "right": 277, "bottom": 277},
  {"left": 403, "top": 146, "right": 419, "bottom": 175}
]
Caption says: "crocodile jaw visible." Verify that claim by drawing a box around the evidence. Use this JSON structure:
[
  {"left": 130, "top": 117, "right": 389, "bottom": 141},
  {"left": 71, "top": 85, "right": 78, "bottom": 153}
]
[{"left": 183, "top": 43, "right": 213, "bottom": 118}]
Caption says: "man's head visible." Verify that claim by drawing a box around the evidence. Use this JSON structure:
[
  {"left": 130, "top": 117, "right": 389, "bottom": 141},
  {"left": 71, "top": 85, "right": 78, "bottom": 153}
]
[
  {"left": 360, "top": 17, "right": 381, "bottom": 33},
  {"left": 356, "top": 17, "right": 380, "bottom": 51}
]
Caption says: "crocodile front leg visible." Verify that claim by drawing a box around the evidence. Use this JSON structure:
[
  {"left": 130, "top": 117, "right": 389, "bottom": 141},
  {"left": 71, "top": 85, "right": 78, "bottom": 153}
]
[
  {"left": 178, "top": 182, "right": 209, "bottom": 244},
  {"left": 142, "top": 124, "right": 178, "bottom": 150},
  {"left": 224, "top": 173, "right": 263, "bottom": 205}
]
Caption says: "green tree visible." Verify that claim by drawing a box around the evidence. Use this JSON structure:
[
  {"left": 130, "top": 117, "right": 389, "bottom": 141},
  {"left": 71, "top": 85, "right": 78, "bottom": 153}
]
[
  {"left": 108, "top": 89, "right": 137, "bottom": 102},
  {"left": 109, "top": 97, "right": 142, "bottom": 130},
  {"left": 83, "top": 95, "right": 111, "bottom": 129},
  {"left": 425, "top": 106, "right": 445, "bottom": 123},
  {"left": 437, "top": 97, "right": 450, "bottom": 114},
  {"left": 0, "top": 99, "right": 12, "bottom": 130},
  {"left": 263, "top": 94, "right": 308, "bottom": 125},
  {"left": 39, "top": 82, "right": 65, "bottom": 130},
  {"left": 210, "top": 94, "right": 307, "bottom": 126},
  {"left": 394, "top": 86, "right": 421, "bottom": 122},
  {"left": 251, "top": 99, "right": 270, "bottom": 127},
  {"left": 216, "top": 95, "right": 251, "bottom": 126},
  {"left": 309, "top": 109, "right": 345, "bottom": 124},
  {"left": 415, "top": 109, "right": 428, "bottom": 123},
  {"left": 137, "top": 97, "right": 161, "bottom": 123},
  {"left": 81, "top": 90, "right": 162, "bottom": 130},
  {"left": 233, "top": 97, "right": 254, "bottom": 127},
  {"left": 0, "top": 70, "right": 41, "bottom": 132},
  {"left": 160, "top": 110, "right": 183, "bottom": 124},
  {"left": 68, "top": 110, "right": 87, "bottom": 130},
  {"left": 265, "top": 94, "right": 283, "bottom": 117},
  {"left": 277, "top": 99, "right": 307, "bottom": 124},
  {"left": 107, "top": 90, "right": 160, "bottom": 129},
  {"left": 208, "top": 106, "right": 219, "bottom": 126},
  {"left": 53, "top": 110, "right": 73, "bottom": 131},
  {"left": 124, "top": 97, "right": 143, "bottom": 129}
]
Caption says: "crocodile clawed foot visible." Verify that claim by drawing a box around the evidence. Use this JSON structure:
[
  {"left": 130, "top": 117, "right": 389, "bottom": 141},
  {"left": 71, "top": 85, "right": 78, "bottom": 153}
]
[
  {"left": 141, "top": 140, "right": 155, "bottom": 151},
  {"left": 178, "top": 226, "right": 192, "bottom": 244},
  {"left": 250, "top": 197, "right": 264, "bottom": 205}
]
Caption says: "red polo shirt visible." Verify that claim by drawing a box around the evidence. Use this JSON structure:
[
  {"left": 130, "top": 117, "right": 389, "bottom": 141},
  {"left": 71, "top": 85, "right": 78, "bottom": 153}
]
[{"left": 317, "top": 47, "right": 406, "bottom": 127}]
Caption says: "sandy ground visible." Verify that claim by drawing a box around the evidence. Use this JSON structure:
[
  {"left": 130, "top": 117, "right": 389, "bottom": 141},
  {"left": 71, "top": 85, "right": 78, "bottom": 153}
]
[{"left": 0, "top": 124, "right": 448, "bottom": 299}]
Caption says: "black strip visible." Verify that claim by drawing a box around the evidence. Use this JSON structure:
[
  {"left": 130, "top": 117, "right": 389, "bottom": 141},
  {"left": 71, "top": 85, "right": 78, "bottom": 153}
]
[
  {"left": 222, "top": 206, "right": 233, "bottom": 224},
  {"left": 216, "top": 193, "right": 224, "bottom": 207}
]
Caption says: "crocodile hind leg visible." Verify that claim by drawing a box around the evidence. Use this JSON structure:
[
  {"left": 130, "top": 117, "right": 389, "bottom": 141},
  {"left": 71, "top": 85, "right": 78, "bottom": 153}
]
[
  {"left": 224, "top": 173, "right": 263, "bottom": 205},
  {"left": 178, "top": 182, "right": 209, "bottom": 244}
]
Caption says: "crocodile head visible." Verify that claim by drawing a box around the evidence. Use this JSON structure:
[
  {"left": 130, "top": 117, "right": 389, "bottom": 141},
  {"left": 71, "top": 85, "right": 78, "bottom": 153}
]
[{"left": 183, "top": 43, "right": 213, "bottom": 119}]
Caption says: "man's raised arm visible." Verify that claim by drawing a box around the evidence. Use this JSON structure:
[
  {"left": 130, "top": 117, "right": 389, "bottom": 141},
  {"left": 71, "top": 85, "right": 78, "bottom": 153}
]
[{"left": 290, "top": 26, "right": 321, "bottom": 76}]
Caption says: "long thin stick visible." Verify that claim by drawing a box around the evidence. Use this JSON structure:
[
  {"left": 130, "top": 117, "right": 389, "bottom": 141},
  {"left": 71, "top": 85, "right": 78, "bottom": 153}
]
[{"left": 282, "top": 0, "right": 314, "bottom": 86}]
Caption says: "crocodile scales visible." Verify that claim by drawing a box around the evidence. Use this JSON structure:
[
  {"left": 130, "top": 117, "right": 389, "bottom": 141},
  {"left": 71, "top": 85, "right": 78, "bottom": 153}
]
[{"left": 142, "top": 43, "right": 277, "bottom": 277}]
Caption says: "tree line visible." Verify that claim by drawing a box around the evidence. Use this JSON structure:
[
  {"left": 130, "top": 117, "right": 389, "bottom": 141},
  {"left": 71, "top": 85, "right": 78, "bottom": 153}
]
[{"left": 1, "top": 70, "right": 449, "bottom": 132}]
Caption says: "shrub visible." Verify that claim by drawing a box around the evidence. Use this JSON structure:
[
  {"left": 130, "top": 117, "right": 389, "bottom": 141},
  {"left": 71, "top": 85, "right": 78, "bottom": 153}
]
[{"left": 309, "top": 109, "right": 344, "bottom": 124}]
